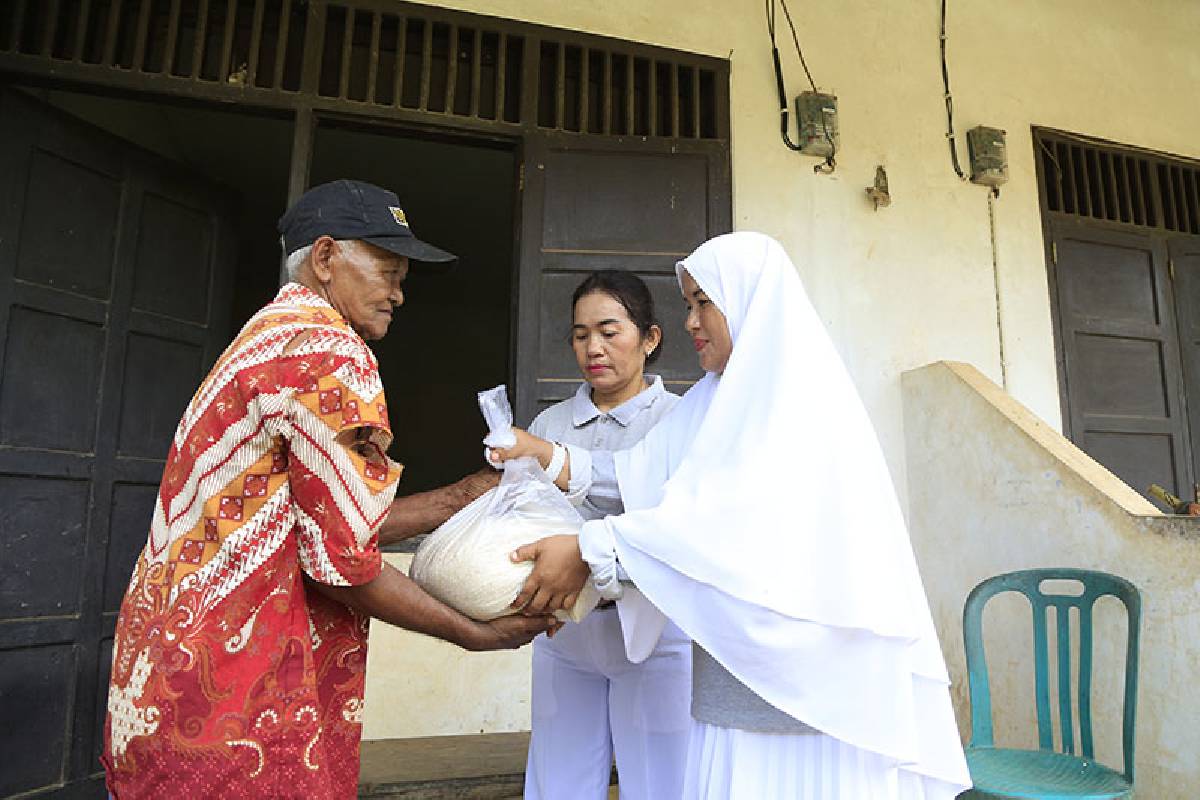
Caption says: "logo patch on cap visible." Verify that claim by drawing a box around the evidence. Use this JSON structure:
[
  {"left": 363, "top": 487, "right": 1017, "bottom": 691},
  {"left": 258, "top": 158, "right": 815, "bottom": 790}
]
[{"left": 389, "top": 207, "right": 409, "bottom": 227}]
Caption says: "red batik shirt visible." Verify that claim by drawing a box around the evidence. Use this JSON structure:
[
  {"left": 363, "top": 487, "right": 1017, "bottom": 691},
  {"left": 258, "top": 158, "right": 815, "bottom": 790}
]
[{"left": 103, "top": 283, "right": 401, "bottom": 798}]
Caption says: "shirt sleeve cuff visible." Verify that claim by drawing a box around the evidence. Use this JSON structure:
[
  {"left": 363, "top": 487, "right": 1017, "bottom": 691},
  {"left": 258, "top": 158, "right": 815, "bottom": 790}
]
[
  {"left": 562, "top": 443, "right": 592, "bottom": 506},
  {"left": 579, "top": 518, "right": 623, "bottom": 600}
]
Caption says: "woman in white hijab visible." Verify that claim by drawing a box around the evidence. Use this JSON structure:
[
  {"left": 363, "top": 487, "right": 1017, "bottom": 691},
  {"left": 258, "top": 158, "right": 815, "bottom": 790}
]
[{"left": 493, "top": 232, "right": 971, "bottom": 799}]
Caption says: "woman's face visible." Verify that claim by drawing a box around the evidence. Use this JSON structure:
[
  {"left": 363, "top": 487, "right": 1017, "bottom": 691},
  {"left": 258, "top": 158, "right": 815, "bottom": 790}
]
[
  {"left": 572, "top": 291, "right": 659, "bottom": 395},
  {"left": 681, "top": 270, "right": 733, "bottom": 374}
]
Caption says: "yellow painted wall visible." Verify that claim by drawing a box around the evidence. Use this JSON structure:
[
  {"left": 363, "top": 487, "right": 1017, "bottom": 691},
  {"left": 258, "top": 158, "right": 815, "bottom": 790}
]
[
  {"left": 407, "top": 0, "right": 1200, "bottom": 507},
  {"left": 363, "top": 0, "right": 1200, "bottom": 755}
]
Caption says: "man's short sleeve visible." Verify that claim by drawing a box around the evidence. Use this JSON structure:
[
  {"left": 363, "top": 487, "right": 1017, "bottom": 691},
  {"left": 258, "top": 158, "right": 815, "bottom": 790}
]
[{"left": 281, "top": 330, "right": 402, "bottom": 587}]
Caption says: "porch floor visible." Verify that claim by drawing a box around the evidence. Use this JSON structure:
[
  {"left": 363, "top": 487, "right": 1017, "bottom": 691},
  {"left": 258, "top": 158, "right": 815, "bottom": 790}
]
[{"left": 358, "top": 733, "right": 618, "bottom": 799}]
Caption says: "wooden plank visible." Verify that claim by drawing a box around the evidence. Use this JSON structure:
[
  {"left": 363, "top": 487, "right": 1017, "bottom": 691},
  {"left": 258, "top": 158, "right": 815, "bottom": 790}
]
[
  {"left": 163, "top": 0, "right": 182, "bottom": 74},
  {"left": 418, "top": 20, "right": 432, "bottom": 109},
  {"left": 625, "top": 55, "right": 634, "bottom": 135},
  {"left": 392, "top": 15, "right": 407, "bottom": 106},
  {"left": 73, "top": 0, "right": 92, "bottom": 62},
  {"left": 366, "top": 11, "right": 381, "bottom": 103},
  {"left": 1104, "top": 151, "right": 1120, "bottom": 222},
  {"left": 444, "top": 23, "right": 458, "bottom": 113},
  {"left": 602, "top": 51, "right": 612, "bottom": 135},
  {"left": 554, "top": 42, "right": 564, "bottom": 129},
  {"left": 190, "top": 0, "right": 209, "bottom": 79},
  {"left": 495, "top": 31, "right": 506, "bottom": 119},
  {"left": 578, "top": 47, "right": 589, "bottom": 133},
  {"left": 131, "top": 0, "right": 153, "bottom": 69},
  {"left": 246, "top": 0, "right": 266, "bottom": 86},
  {"left": 338, "top": 7, "right": 354, "bottom": 98},
  {"left": 273, "top": 0, "right": 292, "bottom": 89},
  {"left": 9, "top": 0, "right": 28, "bottom": 53},
  {"left": 469, "top": 27, "right": 482, "bottom": 117},
  {"left": 1187, "top": 168, "right": 1200, "bottom": 234},
  {"left": 1085, "top": 148, "right": 1103, "bottom": 219},
  {"left": 648, "top": 59, "right": 657, "bottom": 136},
  {"left": 41, "top": 0, "right": 61, "bottom": 56},
  {"left": 297, "top": 0, "right": 323, "bottom": 95},
  {"left": 670, "top": 63, "right": 679, "bottom": 138},
  {"left": 102, "top": 0, "right": 123, "bottom": 66},
  {"left": 1129, "top": 157, "right": 1146, "bottom": 226},
  {"left": 219, "top": 0, "right": 237, "bottom": 82}
]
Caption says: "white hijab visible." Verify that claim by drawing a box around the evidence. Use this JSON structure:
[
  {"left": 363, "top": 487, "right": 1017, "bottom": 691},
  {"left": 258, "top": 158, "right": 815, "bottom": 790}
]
[{"left": 585, "top": 231, "right": 970, "bottom": 789}]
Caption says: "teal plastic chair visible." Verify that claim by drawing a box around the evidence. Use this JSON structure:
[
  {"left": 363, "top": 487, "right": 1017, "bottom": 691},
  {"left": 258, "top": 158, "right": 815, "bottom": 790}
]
[{"left": 960, "top": 569, "right": 1140, "bottom": 799}]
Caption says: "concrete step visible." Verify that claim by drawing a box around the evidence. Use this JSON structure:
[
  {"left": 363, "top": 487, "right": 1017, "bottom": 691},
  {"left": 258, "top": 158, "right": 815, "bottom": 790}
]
[{"left": 358, "top": 733, "right": 619, "bottom": 800}]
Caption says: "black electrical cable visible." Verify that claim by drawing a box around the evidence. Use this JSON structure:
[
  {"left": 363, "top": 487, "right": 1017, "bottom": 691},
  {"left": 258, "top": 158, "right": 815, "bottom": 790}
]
[
  {"left": 768, "top": 0, "right": 836, "bottom": 173},
  {"left": 940, "top": 0, "right": 966, "bottom": 180},
  {"left": 767, "top": 0, "right": 803, "bottom": 152}
]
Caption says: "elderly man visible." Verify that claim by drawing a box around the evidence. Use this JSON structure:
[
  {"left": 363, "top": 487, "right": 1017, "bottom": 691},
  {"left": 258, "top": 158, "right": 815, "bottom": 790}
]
[{"left": 102, "top": 180, "right": 552, "bottom": 798}]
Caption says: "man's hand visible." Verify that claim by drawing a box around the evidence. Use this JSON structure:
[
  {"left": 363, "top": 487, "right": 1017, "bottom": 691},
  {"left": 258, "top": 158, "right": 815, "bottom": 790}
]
[
  {"left": 510, "top": 534, "right": 591, "bottom": 614},
  {"left": 464, "top": 613, "right": 558, "bottom": 651},
  {"left": 377, "top": 468, "right": 501, "bottom": 546},
  {"left": 458, "top": 467, "right": 500, "bottom": 502}
]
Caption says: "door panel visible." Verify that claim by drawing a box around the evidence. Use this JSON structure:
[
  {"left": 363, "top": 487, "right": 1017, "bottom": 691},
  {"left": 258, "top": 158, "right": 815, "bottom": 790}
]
[
  {"left": 1170, "top": 237, "right": 1200, "bottom": 497},
  {"left": 1052, "top": 221, "right": 1193, "bottom": 499},
  {"left": 515, "top": 133, "right": 731, "bottom": 423},
  {"left": 0, "top": 88, "right": 236, "bottom": 798}
]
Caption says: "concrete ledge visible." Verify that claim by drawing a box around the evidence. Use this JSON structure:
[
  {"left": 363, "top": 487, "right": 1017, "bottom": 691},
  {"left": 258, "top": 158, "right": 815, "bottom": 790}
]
[
  {"left": 359, "top": 733, "right": 528, "bottom": 799},
  {"left": 903, "top": 360, "right": 1200, "bottom": 798},
  {"left": 358, "top": 733, "right": 617, "bottom": 799}
]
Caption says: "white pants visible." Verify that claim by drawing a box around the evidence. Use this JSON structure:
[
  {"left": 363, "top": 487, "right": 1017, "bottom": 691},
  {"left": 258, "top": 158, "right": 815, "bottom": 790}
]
[
  {"left": 524, "top": 608, "right": 692, "bottom": 800},
  {"left": 683, "top": 721, "right": 964, "bottom": 800}
]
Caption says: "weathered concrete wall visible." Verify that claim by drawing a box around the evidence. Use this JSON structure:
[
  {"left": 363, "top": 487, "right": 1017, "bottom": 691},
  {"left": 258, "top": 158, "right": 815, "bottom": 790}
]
[
  {"left": 903, "top": 361, "right": 1200, "bottom": 797},
  {"left": 362, "top": 553, "right": 534, "bottom": 739}
]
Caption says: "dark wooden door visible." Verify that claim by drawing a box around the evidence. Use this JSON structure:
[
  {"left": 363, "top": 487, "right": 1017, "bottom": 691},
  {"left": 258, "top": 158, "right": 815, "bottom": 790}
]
[
  {"left": 0, "top": 89, "right": 235, "bottom": 799},
  {"left": 1170, "top": 236, "right": 1200, "bottom": 499},
  {"left": 513, "top": 133, "right": 731, "bottom": 424},
  {"left": 1050, "top": 220, "right": 1194, "bottom": 500}
]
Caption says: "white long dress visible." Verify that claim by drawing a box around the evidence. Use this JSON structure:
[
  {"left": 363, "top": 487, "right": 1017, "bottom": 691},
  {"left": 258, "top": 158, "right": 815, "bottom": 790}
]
[
  {"left": 523, "top": 377, "right": 691, "bottom": 800},
  {"left": 574, "top": 232, "right": 973, "bottom": 799}
]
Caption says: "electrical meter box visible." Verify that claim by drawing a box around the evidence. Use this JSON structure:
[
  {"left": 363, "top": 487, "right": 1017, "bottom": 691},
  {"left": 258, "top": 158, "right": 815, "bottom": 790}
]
[
  {"left": 966, "top": 126, "right": 1008, "bottom": 189},
  {"left": 795, "top": 91, "right": 838, "bottom": 158}
]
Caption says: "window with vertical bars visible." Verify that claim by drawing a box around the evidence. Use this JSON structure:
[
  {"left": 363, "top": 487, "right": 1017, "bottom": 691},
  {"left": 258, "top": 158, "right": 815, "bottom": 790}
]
[
  {"left": 533, "top": 40, "right": 719, "bottom": 139},
  {"left": 0, "top": 1, "right": 727, "bottom": 140},
  {"left": 316, "top": 5, "right": 524, "bottom": 124},
  {"left": 1038, "top": 130, "right": 1200, "bottom": 236},
  {"left": 0, "top": 0, "right": 310, "bottom": 91}
]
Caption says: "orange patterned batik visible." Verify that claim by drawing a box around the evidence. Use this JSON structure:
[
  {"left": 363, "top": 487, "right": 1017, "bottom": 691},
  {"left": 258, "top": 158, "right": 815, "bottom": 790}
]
[{"left": 103, "top": 283, "right": 401, "bottom": 798}]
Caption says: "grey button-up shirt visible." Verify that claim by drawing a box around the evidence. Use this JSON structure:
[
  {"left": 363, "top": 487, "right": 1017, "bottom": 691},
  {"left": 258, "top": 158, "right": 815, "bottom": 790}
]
[{"left": 528, "top": 375, "right": 678, "bottom": 522}]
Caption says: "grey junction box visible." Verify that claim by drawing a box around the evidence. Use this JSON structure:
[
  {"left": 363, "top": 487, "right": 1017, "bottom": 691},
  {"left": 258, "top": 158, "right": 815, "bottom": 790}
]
[{"left": 966, "top": 125, "right": 1009, "bottom": 189}]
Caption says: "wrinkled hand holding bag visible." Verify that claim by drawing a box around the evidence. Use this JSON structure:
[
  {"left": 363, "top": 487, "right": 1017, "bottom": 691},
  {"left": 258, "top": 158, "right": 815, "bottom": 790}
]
[{"left": 410, "top": 386, "right": 600, "bottom": 623}]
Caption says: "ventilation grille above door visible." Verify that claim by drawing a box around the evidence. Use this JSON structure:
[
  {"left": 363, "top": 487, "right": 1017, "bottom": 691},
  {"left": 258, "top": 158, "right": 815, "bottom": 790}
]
[
  {"left": 0, "top": 0, "right": 311, "bottom": 91},
  {"left": 1, "top": 1, "right": 729, "bottom": 139},
  {"left": 1038, "top": 131, "right": 1200, "bottom": 235},
  {"left": 317, "top": 4, "right": 525, "bottom": 123},
  {"left": 533, "top": 41, "right": 721, "bottom": 139}
]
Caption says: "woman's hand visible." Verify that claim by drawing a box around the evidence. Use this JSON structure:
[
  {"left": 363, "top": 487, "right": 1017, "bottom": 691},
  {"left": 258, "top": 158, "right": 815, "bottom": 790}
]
[
  {"left": 510, "top": 534, "right": 591, "bottom": 614},
  {"left": 488, "top": 428, "right": 554, "bottom": 468}
]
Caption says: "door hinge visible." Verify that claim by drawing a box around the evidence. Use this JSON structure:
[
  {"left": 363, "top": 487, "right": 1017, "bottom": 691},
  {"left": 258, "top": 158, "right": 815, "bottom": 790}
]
[
  {"left": 518, "top": 162, "right": 525, "bottom": 192},
  {"left": 1051, "top": 241, "right": 1058, "bottom": 265}
]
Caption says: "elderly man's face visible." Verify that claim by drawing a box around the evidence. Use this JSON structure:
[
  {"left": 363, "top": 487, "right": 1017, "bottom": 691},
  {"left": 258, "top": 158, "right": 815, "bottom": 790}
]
[{"left": 313, "top": 237, "right": 408, "bottom": 340}]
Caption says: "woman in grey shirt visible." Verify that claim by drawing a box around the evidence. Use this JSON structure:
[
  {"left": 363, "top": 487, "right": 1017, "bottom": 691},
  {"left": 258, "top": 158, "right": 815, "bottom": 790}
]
[{"left": 522, "top": 271, "right": 690, "bottom": 800}]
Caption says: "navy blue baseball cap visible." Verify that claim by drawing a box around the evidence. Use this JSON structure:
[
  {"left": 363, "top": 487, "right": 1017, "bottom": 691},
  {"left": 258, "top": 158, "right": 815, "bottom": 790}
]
[{"left": 278, "top": 179, "right": 456, "bottom": 264}]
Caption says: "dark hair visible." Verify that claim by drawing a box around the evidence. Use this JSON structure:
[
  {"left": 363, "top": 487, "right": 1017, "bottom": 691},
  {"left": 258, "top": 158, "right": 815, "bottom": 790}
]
[{"left": 570, "top": 270, "right": 664, "bottom": 365}]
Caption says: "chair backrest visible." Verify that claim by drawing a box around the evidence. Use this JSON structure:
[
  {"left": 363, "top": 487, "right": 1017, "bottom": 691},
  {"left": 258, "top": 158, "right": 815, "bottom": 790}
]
[{"left": 962, "top": 568, "right": 1141, "bottom": 782}]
